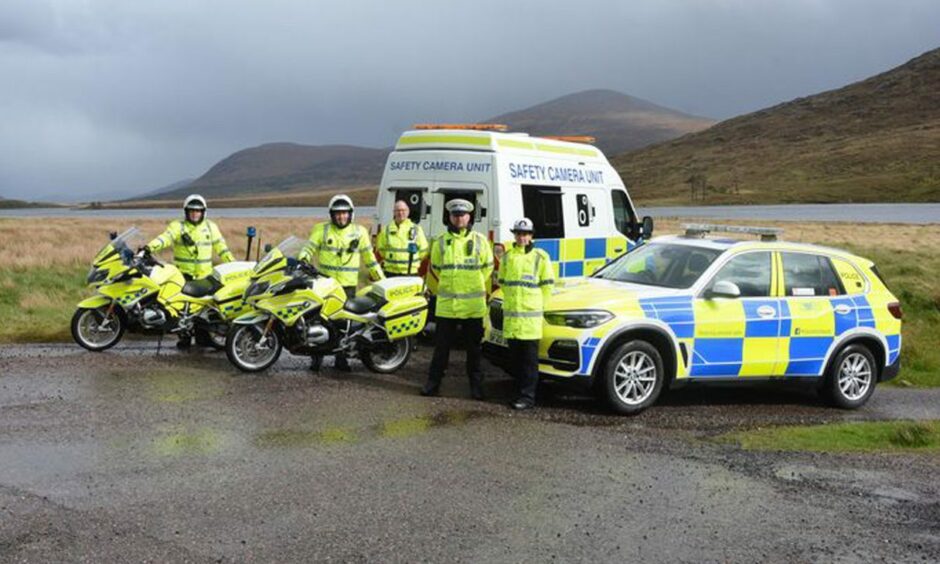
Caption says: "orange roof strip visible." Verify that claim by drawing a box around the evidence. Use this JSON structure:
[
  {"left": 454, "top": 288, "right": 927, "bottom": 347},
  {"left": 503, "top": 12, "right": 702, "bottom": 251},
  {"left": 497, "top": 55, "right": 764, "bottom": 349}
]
[
  {"left": 413, "top": 123, "right": 509, "bottom": 132},
  {"left": 542, "top": 135, "right": 596, "bottom": 144}
]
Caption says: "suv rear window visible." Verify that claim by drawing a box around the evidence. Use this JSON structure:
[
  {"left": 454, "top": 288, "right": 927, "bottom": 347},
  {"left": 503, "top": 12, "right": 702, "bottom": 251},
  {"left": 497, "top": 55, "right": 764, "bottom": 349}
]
[{"left": 781, "top": 252, "right": 844, "bottom": 297}]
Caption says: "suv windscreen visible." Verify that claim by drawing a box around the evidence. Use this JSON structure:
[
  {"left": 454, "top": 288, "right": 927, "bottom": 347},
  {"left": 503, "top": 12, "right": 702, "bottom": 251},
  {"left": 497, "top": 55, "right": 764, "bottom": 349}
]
[{"left": 595, "top": 243, "right": 721, "bottom": 288}]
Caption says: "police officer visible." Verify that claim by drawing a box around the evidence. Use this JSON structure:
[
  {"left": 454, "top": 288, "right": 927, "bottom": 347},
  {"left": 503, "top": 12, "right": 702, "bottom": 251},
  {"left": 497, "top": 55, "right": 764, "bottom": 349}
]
[
  {"left": 299, "top": 194, "right": 384, "bottom": 371},
  {"left": 376, "top": 200, "right": 428, "bottom": 277},
  {"left": 146, "top": 194, "right": 235, "bottom": 348},
  {"left": 421, "top": 199, "right": 493, "bottom": 400},
  {"left": 498, "top": 218, "right": 554, "bottom": 410}
]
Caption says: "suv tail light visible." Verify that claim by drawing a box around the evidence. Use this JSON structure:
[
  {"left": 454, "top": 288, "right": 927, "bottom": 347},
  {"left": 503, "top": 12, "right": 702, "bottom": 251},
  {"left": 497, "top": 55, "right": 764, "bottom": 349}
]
[{"left": 887, "top": 302, "right": 903, "bottom": 320}]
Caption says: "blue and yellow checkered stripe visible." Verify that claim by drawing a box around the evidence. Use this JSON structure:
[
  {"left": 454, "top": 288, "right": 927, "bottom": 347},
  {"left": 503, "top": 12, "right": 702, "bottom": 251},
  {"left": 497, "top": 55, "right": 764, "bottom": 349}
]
[
  {"left": 533, "top": 236, "right": 634, "bottom": 278},
  {"left": 578, "top": 295, "right": 900, "bottom": 378}
]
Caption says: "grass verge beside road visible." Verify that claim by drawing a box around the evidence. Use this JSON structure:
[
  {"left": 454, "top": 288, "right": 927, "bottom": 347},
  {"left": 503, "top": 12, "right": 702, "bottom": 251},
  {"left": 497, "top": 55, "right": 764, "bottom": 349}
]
[
  {"left": 0, "top": 217, "right": 938, "bottom": 387},
  {"left": 718, "top": 420, "right": 940, "bottom": 453}
]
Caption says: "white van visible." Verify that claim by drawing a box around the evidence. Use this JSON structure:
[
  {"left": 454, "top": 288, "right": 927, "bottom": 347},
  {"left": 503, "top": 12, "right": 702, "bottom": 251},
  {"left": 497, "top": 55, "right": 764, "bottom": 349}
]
[{"left": 372, "top": 125, "right": 653, "bottom": 278}]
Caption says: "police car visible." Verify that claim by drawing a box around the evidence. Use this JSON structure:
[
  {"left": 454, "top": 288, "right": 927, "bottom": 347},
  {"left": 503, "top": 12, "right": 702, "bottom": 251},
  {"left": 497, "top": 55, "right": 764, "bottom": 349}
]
[
  {"left": 373, "top": 124, "right": 654, "bottom": 278},
  {"left": 484, "top": 225, "right": 903, "bottom": 414}
]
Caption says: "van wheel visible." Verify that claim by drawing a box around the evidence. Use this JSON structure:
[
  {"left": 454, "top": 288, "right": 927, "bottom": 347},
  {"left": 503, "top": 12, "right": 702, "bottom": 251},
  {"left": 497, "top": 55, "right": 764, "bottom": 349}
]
[
  {"left": 825, "top": 344, "right": 877, "bottom": 409},
  {"left": 602, "top": 340, "right": 664, "bottom": 415}
]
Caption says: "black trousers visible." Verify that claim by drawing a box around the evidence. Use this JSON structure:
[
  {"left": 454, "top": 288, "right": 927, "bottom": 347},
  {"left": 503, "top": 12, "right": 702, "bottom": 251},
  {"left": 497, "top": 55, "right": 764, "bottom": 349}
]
[
  {"left": 509, "top": 339, "right": 539, "bottom": 404},
  {"left": 426, "top": 316, "right": 484, "bottom": 393}
]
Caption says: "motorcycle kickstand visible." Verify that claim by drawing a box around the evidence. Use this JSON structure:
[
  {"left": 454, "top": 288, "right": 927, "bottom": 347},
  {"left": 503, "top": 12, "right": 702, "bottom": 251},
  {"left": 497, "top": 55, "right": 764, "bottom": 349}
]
[{"left": 156, "top": 334, "right": 163, "bottom": 356}]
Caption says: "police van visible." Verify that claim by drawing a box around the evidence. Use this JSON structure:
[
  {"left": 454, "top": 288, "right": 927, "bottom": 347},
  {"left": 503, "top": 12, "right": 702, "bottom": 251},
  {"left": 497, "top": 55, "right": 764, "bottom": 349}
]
[{"left": 372, "top": 124, "right": 654, "bottom": 278}]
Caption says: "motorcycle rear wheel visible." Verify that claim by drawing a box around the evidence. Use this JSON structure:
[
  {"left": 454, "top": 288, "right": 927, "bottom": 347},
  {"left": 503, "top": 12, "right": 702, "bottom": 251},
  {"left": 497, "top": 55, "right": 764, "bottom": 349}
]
[{"left": 362, "top": 337, "right": 412, "bottom": 374}]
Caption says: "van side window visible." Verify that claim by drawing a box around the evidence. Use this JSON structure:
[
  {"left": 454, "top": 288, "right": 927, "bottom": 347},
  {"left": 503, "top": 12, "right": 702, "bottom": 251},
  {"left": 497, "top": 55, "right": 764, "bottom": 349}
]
[
  {"left": 441, "top": 191, "right": 478, "bottom": 226},
  {"left": 521, "top": 185, "right": 564, "bottom": 238},
  {"left": 781, "top": 252, "right": 845, "bottom": 297},
  {"left": 611, "top": 190, "right": 635, "bottom": 237}
]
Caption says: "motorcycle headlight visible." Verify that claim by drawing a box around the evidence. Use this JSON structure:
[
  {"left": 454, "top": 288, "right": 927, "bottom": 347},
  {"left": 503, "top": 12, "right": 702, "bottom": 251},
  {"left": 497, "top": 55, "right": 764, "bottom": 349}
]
[
  {"left": 544, "top": 310, "right": 614, "bottom": 329},
  {"left": 86, "top": 267, "right": 108, "bottom": 285},
  {"left": 244, "top": 280, "right": 270, "bottom": 299}
]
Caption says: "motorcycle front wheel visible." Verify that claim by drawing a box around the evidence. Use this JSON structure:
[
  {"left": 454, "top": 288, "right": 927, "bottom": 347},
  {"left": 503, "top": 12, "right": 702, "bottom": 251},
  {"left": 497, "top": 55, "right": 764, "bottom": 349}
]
[
  {"left": 71, "top": 307, "right": 125, "bottom": 352},
  {"left": 362, "top": 337, "right": 412, "bottom": 374},
  {"left": 225, "top": 323, "right": 282, "bottom": 373}
]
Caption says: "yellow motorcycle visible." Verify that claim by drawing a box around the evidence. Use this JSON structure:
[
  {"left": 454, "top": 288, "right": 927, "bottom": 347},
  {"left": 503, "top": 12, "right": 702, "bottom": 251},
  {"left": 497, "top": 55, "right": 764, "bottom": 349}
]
[
  {"left": 71, "top": 227, "right": 255, "bottom": 351},
  {"left": 226, "top": 237, "right": 428, "bottom": 373}
]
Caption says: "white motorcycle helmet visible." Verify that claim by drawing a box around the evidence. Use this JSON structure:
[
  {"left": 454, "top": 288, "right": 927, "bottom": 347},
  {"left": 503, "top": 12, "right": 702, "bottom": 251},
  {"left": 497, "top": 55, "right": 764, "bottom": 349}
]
[
  {"left": 183, "top": 194, "right": 207, "bottom": 224},
  {"left": 328, "top": 194, "right": 355, "bottom": 227}
]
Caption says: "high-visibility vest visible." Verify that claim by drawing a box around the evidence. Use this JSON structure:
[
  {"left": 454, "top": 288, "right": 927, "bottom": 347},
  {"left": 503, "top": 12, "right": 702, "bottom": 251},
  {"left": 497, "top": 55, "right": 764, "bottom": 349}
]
[
  {"left": 428, "top": 229, "right": 493, "bottom": 319},
  {"left": 298, "top": 222, "right": 384, "bottom": 287},
  {"left": 377, "top": 219, "right": 429, "bottom": 275},
  {"left": 147, "top": 219, "right": 234, "bottom": 279},
  {"left": 498, "top": 244, "right": 554, "bottom": 340}
]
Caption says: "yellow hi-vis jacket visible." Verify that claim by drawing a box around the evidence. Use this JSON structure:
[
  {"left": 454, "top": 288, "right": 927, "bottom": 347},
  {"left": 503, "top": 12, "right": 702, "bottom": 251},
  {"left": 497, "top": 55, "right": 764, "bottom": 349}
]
[
  {"left": 147, "top": 219, "right": 234, "bottom": 279},
  {"left": 298, "top": 222, "right": 384, "bottom": 287},
  {"left": 428, "top": 229, "right": 493, "bottom": 319},
  {"left": 376, "top": 219, "right": 429, "bottom": 275},
  {"left": 497, "top": 244, "right": 555, "bottom": 340}
]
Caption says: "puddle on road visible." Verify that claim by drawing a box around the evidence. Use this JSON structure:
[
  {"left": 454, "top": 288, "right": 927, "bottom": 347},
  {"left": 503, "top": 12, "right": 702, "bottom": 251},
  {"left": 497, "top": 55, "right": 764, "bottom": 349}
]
[
  {"left": 152, "top": 426, "right": 225, "bottom": 457},
  {"left": 254, "top": 410, "right": 487, "bottom": 449}
]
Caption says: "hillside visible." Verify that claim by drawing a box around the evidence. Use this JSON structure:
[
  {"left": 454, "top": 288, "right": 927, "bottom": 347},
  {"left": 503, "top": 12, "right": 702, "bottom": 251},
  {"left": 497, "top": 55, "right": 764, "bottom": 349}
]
[
  {"left": 614, "top": 48, "right": 940, "bottom": 204},
  {"left": 157, "top": 143, "right": 389, "bottom": 200},
  {"left": 485, "top": 89, "right": 714, "bottom": 154},
  {"left": 148, "top": 90, "right": 712, "bottom": 202}
]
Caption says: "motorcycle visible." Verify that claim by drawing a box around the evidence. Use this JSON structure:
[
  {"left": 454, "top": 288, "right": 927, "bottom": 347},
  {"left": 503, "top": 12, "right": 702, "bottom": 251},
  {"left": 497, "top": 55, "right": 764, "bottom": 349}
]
[
  {"left": 225, "top": 236, "right": 429, "bottom": 373},
  {"left": 71, "top": 227, "right": 255, "bottom": 351}
]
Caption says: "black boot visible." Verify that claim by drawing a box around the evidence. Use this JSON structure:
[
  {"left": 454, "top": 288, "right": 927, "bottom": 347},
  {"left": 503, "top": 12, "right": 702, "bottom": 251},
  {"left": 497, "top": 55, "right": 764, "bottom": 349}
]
[
  {"left": 176, "top": 334, "right": 192, "bottom": 350},
  {"left": 309, "top": 354, "right": 322, "bottom": 372},
  {"left": 333, "top": 354, "right": 352, "bottom": 372}
]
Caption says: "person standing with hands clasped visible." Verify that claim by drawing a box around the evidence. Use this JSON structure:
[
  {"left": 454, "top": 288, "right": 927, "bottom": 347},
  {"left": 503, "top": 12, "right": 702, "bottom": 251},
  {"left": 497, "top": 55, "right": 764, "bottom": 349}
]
[
  {"left": 421, "top": 199, "right": 493, "bottom": 400},
  {"left": 498, "top": 218, "right": 554, "bottom": 410}
]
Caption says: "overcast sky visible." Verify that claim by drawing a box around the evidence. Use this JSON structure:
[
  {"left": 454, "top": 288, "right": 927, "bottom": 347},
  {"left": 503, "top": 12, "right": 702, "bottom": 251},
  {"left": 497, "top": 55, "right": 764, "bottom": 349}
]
[{"left": 2, "top": 0, "right": 939, "bottom": 201}]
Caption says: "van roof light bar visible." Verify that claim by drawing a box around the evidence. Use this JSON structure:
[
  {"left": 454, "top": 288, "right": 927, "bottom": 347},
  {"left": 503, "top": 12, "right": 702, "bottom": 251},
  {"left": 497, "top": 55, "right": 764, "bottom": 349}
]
[
  {"left": 413, "top": 123, "right": 509, "bottom": 131},
  {"left": 682, "top": 223, "right": 783, "bottom": 242},
  {"left": 542, "top": 135, "right": 596, "bottom": 144}
]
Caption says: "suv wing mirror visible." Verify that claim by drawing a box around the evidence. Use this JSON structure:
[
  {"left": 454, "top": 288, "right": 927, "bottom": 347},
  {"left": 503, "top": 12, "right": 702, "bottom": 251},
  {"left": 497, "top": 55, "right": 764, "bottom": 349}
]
[{"left": 705, "top": 280, "right": 741, "bottom": 299}]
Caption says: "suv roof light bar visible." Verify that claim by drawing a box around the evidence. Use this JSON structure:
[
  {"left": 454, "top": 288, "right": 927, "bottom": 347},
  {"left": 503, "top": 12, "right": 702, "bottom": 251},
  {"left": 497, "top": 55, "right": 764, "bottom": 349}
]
[
  {"left": 682, "top": 223, "right": 783, "bottom": 242},
  {"left": 413, "top": 123, "right": 509, "bottom": 131}
]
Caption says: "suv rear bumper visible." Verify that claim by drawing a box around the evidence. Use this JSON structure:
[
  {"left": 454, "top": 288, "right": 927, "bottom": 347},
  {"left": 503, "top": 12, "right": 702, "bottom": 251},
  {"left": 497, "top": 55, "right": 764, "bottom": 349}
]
[{"left": 880, "top": 356, "right": 901, "bottom": 382}]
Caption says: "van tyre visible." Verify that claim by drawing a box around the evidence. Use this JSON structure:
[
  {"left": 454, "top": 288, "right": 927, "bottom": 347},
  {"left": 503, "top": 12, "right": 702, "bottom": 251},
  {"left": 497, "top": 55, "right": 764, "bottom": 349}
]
[
  {"left": 71, "top": 307, "right": 125, "bottom": 352},
  {"left": 226, "top": 323, "right": 282, "bottom": 373},
  {"left": 826, "top": 343, "right": 877, "bottom": 409},
  {"left": 363, "top": 337, "right": 412, "bottom": 374},
  {"left": 602, "top": 340, "right": 664, "bottom": 415}
]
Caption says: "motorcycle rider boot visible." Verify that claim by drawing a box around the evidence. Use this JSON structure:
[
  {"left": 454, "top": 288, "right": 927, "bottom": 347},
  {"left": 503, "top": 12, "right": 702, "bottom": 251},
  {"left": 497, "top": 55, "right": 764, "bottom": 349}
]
[
  {"left": 309, "top": 354, "right": 322, "bottom": 372},
  {"left": 333, "top": 354, "right": 352, "bottom": 372},
  {"left": 176, "top": 333, "right": 192, "bottom": 350}
]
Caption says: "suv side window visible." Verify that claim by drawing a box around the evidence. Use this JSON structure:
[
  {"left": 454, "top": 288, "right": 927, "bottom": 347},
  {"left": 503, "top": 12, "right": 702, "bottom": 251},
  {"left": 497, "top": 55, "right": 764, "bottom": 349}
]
[
  {"left": 781, "top": 252, "right": 845, "bottom": 297},
  {"left": 707, "top": 251, "right": 773, "bottom": 297}
]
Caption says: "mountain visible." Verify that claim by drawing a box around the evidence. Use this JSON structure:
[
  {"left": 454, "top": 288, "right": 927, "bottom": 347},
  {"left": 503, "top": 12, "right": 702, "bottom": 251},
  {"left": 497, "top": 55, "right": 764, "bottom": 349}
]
[
  {"left": 614, "top": 48, "right": 940, "bottom": 204},
  {"left": 484, "top": 89, "right": 714, "bottom": 154},
  {"left": 156, "top": 143, "right": 389, "bottom": 200},
  {"left": 144, "top": 90, "right": 713, "bottom": 203}
]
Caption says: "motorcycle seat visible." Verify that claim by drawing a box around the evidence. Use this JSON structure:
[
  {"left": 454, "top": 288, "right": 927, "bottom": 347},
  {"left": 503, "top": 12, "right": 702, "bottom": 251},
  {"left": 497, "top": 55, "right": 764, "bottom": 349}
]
[
  {"left": 182, "top": 277, "right": 222, "bottom": 298},
  {"left": 344, "top": 295, "right": 379, "bottom": 314}
]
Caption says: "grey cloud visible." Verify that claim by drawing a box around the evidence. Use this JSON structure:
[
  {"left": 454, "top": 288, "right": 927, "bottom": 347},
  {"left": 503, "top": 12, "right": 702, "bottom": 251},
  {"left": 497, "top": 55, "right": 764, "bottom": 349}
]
[{"left": 1, "top": 0, "right": 939, "bottom": 200}]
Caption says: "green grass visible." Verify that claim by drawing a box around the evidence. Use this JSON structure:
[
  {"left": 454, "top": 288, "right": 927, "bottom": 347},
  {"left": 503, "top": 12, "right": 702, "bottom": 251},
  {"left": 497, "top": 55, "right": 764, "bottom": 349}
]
[
  {"left": 0, "top": 265, "right": 87, "bottom": 342},
  {"left": 845, "top": 246, "right": 940, "bottom": 388},
  {"left": 718, "top": 420, "right": 940, "bottom": 453}
]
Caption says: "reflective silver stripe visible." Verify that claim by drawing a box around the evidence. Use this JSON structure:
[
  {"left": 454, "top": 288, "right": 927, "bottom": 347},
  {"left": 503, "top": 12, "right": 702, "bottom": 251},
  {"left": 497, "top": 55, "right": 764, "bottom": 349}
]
[
  {"left": 503, "top": 310, "right": 543, "bottom": 318},
  {"left": 539, "top": 279, "right": 555, "bottom": 286},
  {"left": 384, "top": 258, "right": 412, "bottom": 264},
  {"left": 438, "top": 264, "right": 486, "bottom": 271},
  {"left": 534, "top": 251, "right": 542, "bottom": 276},
  {"left": 319, "top": 264, "right": 360, "bottom": 272},
  {"left": 500, "top": 280, "right": 540, "bottom": 288},
  {"left": 320, "top": 223, "right": 330, "bottom": 250},
  {"left": 437, "top": 291, "right": 486, "bottom": 300},
  {"left": 438, "top": 235, "right": 445, "bottom": 256},
  {"left": 384, "top": 247, "right": 412, "bottom": 253},
  {"left": 174, "top": 257, "right": 212, "bottom": 264}
]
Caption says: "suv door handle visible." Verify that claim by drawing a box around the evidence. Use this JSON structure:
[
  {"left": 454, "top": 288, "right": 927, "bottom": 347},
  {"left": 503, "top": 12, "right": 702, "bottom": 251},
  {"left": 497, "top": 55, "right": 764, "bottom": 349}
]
[
  {"left": 757, "top": 305, "right": 776, "bottom": 318},
  {"left": 834, "top": 304, "right": 852, "bottom": 315}
]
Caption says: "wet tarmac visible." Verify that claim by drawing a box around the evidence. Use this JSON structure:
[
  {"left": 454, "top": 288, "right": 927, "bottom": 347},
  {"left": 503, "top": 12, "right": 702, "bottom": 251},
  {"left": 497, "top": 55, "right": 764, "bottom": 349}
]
[{"left": 1, "top": 343, "right": 939, "bottom": 562}]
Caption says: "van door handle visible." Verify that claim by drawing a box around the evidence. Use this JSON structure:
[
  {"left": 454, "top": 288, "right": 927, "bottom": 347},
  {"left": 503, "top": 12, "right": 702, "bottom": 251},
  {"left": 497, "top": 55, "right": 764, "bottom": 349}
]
[
  {"left": 757, "top": 305, "right": 776, "bottom": 318},
  {"left": 834, "top": 304, "right": 851, "bottom": 315}
]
